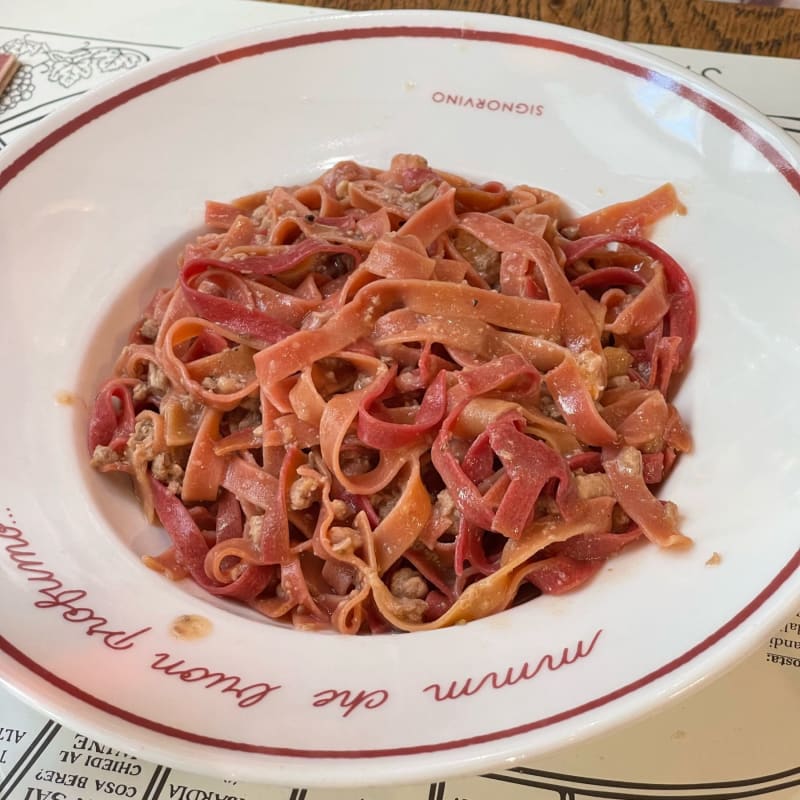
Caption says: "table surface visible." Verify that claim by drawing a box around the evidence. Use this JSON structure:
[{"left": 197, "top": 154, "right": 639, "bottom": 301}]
[{"left": 268, "top": 0, "right": 800, "bottom": 58}]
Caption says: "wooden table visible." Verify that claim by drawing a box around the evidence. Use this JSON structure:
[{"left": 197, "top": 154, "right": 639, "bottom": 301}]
[{"left": 270, "top": 0, "right": 800, "bottom": 58}]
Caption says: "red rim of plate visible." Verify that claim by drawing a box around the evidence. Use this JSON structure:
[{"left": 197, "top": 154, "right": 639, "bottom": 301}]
[{"left": 1, "top": 24, "right": 799, "bottom": 760}]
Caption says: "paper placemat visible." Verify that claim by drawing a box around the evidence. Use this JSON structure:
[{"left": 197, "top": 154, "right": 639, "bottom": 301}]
[{"left": 1, "top": 2, "right": 798, "bottom": 797}]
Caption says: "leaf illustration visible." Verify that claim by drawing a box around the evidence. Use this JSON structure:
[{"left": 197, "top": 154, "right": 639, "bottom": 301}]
[
  {"left": 67, "top": 48, "right": 95, "bottom": 63},
  {"left": 48, "top": 58, "right": 92, "bottom": 88},
  {"left": 92, "top": 47, "right": 145, "bottom": 72},
  {"left": 47, "top": 50, "right": 72, "bottom": 63}
]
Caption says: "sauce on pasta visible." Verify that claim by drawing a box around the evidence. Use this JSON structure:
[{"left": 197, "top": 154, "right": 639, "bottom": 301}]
[{"left": 88, "top": 154, "right": 696, "bottom": 634}]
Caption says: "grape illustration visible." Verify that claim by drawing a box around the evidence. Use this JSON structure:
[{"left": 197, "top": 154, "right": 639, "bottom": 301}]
[{"left": 0, "top": 63, "right": 34, "bottom": 114}]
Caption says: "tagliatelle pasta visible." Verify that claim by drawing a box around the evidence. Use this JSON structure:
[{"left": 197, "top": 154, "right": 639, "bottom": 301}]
[{"left": 88, "top": 154, "right": 696, "bottom": 634}]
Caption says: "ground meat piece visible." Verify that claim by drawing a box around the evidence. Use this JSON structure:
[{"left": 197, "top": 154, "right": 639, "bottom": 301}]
[
  {"left": 240, "top": 394, "right": 259, "bottom": 412},
  {"left": 201, "top": 375, "right": 245, "bottom": 394},
  {"left": 196, "top": 279, "right": 224, "bottom": 296},
  {"left": 604, "top": 346, "right": 634, "bottom": 379},
  {"left": 148, "top": 362, "right": 170, "bottom": 394},
  {"left": 400, "top": 180, "right": 438, "bottom": 208},
  {"left": 341, "top": 452, "right": 374, "bottom": 476},
  {"left": 535, "top": 494, "right": 559, "bottom": 518},
  {"left": 133, "top": 362, "right": 170, "bottom": 403},
  {"left": 151, "top": 452, "right": 184, "bottom": 495},
  {"left": 128, "top": 417, "right": 156, "bottom": 461},
  {"left": 451, "top": 229, "right": 501, "bottom": 287},
  {"left": 616, "top": 445, "right": 642, "bottom": 476},
  {"left": 390, "top": 567, "right": 428, "bottom": 600},
  {"left": 328, "top": 526, "right": 363, "bottom": 554},
  {"left": 139, "top": 317, "right": 159, "bottom": 341},
  {"left": 575, "top": 472, "right": 613, "bottom": 500},
  {"left": 179, "top": 394, "right": 202, "bottom": 413},
  {"left": 390, "top": 596, "right": 427, "bottom": 624},
  {"left": 224, "top": 397, "right": 261, "bottom": 433},
  {"left": 433, "top": 489, "right": 457, "bottom": 528},
  {"left": 250, "top": 204, "right": 269, "bottom": 226},
  {"left": 232, "top": 395, "right": 262, "bottom": 430},
  {"left": 576, "top": 350, "right": 606, "bottom": 400},
  {"left": 320, "top": 160, "right": 374, "bottom": 196},
  {"left": 246, "top": 515, "right": 264, "bottom": 546},
  {"left": 366, "top": 181, "right": 433, "bottom": 214},
  {"left": 289, "top": 474, "right": 322, "bottom": 510},
  {"left": 90, "top": 445, "right": 121, "bottom": 468},
  {"left": 607, "top": 374, "right": 636, "bottom": 390},
  {"left": 313, "top": 253, "right": 354, "bottom": 280},
  {"left": 234, "top": 408, "right": 262, "bottom": 432},
  {"left": 372, "top": 486, "right": 401, "bottom": 519},
  {"left": 539, "top": 389, "right": 562, "bottom": 420},
  {"left": 435, "top": 489, "right": 456, "bottom": 516},
  {"left": 330, "top": 499, "right": 352, "bottom": 521},
  {"left": 132, "top": 382, "right": 148, "bottom": 404},
  {"left": 353, "top": 372, "right": 375, "bottom": 391},
  {"left": 612, "top": 504, "right": 631, "bottom": 532}
]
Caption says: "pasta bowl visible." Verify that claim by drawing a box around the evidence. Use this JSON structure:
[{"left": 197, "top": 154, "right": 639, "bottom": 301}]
[{"left": 0, "top": 9, "right": 798, "bottom": 788}]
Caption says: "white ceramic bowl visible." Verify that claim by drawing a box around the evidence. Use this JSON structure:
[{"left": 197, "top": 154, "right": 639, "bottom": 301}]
[{"left": 0, "top": 10, "right": 798, "bottom": 788}]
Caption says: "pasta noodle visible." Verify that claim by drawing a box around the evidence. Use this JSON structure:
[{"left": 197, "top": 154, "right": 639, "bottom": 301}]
[{"left": 88, "top": 154, "right": 696, "bottom": 633}]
